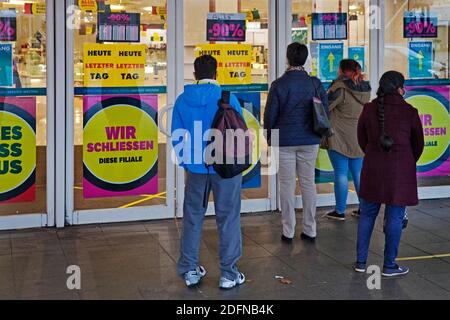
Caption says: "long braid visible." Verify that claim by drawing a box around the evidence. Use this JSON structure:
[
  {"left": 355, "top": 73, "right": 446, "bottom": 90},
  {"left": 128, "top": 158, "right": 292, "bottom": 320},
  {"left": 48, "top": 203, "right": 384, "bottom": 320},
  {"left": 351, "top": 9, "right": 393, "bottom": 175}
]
[
  {"left": 376, "top": 91, "right": 394, "bottom": 151},
  {"left": 375, "top": 71, "right": 405, "bottom": 151}
]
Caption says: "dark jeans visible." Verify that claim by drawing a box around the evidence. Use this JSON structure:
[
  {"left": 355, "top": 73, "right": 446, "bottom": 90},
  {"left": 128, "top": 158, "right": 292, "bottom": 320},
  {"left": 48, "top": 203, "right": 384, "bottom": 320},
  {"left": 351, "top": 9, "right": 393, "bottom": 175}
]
[
  {"left": 357, "top": 198, "right": 406, "bottom": 268},
  {"left": 177, "top": 171, "right": 243, "bottom": 280}
]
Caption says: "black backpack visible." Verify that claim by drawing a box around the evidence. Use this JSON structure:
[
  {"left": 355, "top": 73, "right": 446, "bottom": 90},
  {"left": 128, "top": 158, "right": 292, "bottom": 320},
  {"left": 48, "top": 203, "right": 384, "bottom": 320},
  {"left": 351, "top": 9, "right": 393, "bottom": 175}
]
[{"left": 206, "top": 91, "right": 252, "bottom": 179}]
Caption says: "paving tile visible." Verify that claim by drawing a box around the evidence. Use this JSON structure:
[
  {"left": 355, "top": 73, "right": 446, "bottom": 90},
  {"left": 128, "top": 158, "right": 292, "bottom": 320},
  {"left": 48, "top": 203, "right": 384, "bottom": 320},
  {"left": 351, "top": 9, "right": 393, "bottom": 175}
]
[
  {"left": 103, "top": 231, "right": 156, "bottom": 246},
  {"left": 10, "top": 229, "right": 57, "bottom": 240},
  {"left": 242, "top": 228, "right": 287, "bottom": 244},
  {"left": 78, "top": 269, "right": 139, "bottom": 292},
  {"left": 314, "top": 235, "right": 378, "bottom": 266},
  {"left": 240, "top": 244, "right": 273, "bottom": 260},
  {"left": 78, "top": 285, "right": 142, "bottom": 300},
  {"left": 101, "top": 223, "right": 148, "bottom": 234},
  {"left": 427, "top": 229, "right": 450, "bottom": 241},
  {"left": 400, "top": 225, "right": 448, "bottom": 245},
  {"left": 0, "top": 239, "right": 11, "bottom": 256},
  {"left": 416, "top": 200, "right": 450, "bottom": 211},
  {"left": 396, "top": 243, "right": 430, "bottom": 259},
  {"left": 279, "top": 250, "right": 375, "bottom": 286},
  {"left": 139, "top": 288, "right": 206, "bottom": 300},
  {"left": 300, "top": 281, "right": 399, "bottom": 300},
  {"left": 408, "top": 216, "right": 450, "bottom": 232},
  {"left": 57, "top": 225, "right": 103, "bottom": 239},
  {"left": 11, "top": 235, "right": 62, "bottom": 255},
  {"left": 158, "top": 239, "right": 212, "bottom": 262},
  {"left": 202, "top": 231, "right": 257, "bottom": 248},
  {"left": 402, "top": 258, "right": 450, "bottom": 275},
  {"left": 12, "top": 252, "right": 68, "bottom": 281},
  {"left": 361, "top": 229, "right": 431, "bottom": 258},
  {"left": 59, "top": 232, "right": 109, "bottom": 251},
  {"left": 0, "top": 266, "right": 14, "bottom": 290},
  {"left": 420, "top": 273, "right": 450, "bottom": 292},
  {"left": 406, "top": 241, "right": 450, "bottom": 256},
  {"left": 0, "top": 287, "right": 15, "bottom": 300},
  {"left": 416, "top": 207, "right": 450, "bottom": 219},
  {"left": 0, "top": 232, "right": 10, "bottom": 240},
  {"left": 378, "top": 273, "right": 450, "bottom": 300},
  {"left": 258, "top": 239, "right": 313, "bottom": 257},
  {"left": 15, "top": 275, "right": 71, "bottom": 298},
  {"left": 145, "top": 224, "right": 182, "bottom": 241},
  {"left": 208, "top": 286, "right": 322, "bottom": 300},
  {"left": 62, "top": 245, "right": 113, "bottom": 262},
  {"left": 65, "top": 245, "right": 176, "bottom": 279},
  {"left": 22, "top": 291, "right": 80, "bottom": 300},
  {"left": 198, "top": 256, "right": 309, "bottom": 299},
  {"left": 0, "top": 255, "right": 12, "bottom": 269},
  {"left": 137, "top": 266, "right": 207, "bottom": 300}
]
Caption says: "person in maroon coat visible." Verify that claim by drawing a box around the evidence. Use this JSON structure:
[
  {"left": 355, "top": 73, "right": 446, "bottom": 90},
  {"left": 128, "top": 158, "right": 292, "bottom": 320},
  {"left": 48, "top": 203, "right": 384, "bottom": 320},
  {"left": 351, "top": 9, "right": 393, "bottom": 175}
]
[{"left": 354, "top": 71, "right": 424, "bottom": 277}]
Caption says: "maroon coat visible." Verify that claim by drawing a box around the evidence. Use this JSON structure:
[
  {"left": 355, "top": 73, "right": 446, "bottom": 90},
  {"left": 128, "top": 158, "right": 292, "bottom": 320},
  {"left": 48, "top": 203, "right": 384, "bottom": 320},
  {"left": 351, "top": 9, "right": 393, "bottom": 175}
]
[{"left": 357, "top": 95, "right": 425, "bottom": 206}]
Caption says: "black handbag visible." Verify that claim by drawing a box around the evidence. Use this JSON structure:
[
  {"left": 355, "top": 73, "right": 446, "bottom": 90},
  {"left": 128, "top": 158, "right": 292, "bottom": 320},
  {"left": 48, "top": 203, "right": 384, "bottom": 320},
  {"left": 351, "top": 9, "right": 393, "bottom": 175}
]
[{"left": 310, "top": 77, "right": 333, "bottom": 138}]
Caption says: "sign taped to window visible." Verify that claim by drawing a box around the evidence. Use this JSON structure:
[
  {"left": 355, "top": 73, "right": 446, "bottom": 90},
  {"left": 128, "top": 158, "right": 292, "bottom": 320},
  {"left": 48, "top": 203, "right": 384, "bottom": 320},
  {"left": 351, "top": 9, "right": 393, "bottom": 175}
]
[
  {"left": 404, "top": 11, "right": 438, "bottom": 38},
  {"left": 0, "top": 10, "right": 17, "bottom": 42},
  {"left": 97, "top": 12, "right": 140, "bottom": 43},
  {"left": 206, "top": 13, "right": 246, "bottom": 42},
  {"left": 312, "top": 13, "right": 347, "bottom": 41}
]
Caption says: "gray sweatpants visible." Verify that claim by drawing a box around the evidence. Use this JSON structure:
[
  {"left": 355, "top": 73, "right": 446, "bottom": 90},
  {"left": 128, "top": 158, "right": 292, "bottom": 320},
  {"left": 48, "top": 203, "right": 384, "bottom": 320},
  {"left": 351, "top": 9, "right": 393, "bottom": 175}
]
[
  {"left": 177, "top": 171, "right": 243, "bottom": 280},
  {"left": 278, "top": 145, "right": 319, "bottom": 238}
]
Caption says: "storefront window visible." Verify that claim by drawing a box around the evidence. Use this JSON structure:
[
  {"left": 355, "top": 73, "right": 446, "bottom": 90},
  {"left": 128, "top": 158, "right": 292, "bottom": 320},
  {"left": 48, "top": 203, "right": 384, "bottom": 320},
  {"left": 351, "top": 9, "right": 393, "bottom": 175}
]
[
  {"left": 385, "top": 0, "right": 450, "bottom": 188},
  {"left": 292, "top": 0, "right": 370, "bottom": 195},
  {"left": 73, "top": 0, "right": 167, "bottom": 211},
  {"left": 184, "top": 0, "right": 271, "bottom": 201},
  {"left": 0, "top": 0, "right": 47, "bottom": 216}
]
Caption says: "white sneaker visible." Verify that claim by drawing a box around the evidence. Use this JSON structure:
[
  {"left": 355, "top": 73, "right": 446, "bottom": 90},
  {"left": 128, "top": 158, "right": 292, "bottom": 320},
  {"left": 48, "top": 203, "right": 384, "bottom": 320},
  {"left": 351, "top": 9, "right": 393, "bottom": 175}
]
[
  {"left": 219, "top": 272, "right": 246, "bottom": 290},
  {"left": 184, "top": 266, "right": 207, "bottom": 287}
]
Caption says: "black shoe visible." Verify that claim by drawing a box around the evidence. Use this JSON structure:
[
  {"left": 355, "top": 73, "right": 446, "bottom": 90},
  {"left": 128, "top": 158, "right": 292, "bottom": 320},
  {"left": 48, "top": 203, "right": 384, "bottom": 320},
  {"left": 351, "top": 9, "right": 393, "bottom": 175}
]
[
  {"left": 281, "top": 234, "right": 293, "bottom": 244},
  {"left": 325, "top": 211, "right": 346, "bottom": 221},
  {"left": 352, "top": 209, "right": 361, "bottom": 218},
  {"left": 300, "top": 233, "right": 316, "bottom": 242}
]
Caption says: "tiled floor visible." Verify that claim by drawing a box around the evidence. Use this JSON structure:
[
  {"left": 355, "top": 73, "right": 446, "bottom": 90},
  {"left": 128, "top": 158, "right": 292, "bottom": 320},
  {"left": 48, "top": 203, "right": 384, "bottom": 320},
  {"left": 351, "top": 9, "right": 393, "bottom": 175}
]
[{"left": 1, "top": 199, "right": 450, "bottom": 300}]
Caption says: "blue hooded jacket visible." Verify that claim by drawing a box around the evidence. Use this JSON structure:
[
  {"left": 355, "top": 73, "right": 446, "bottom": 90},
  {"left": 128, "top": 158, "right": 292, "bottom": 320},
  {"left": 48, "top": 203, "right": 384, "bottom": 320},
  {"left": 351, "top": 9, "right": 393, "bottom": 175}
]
[{"left": 171, "top": 82, "right": 243, "bottom": 174}]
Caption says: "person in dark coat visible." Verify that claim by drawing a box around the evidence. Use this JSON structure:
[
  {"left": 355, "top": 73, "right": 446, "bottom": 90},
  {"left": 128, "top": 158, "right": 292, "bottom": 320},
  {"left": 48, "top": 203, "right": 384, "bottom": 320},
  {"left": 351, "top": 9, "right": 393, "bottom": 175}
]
[
  {"left": 354, "top": 71, "right": 424, "bottom": 277},
  {"left": 264, "top": 43, "right": 328, "bottom": 244}
]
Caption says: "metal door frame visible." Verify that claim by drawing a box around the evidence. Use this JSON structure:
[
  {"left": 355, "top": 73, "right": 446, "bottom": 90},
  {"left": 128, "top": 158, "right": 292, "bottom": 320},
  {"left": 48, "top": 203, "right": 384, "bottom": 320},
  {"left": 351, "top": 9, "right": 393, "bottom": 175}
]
[
  {"left": 174, "top": 0, "right": 278, "bottom": 218},
  {"left": 0, "top": 0, "right": 56, "bottom": 230},
  {"left": 61, "top": 0, "right": 177, "bottom": 226}
]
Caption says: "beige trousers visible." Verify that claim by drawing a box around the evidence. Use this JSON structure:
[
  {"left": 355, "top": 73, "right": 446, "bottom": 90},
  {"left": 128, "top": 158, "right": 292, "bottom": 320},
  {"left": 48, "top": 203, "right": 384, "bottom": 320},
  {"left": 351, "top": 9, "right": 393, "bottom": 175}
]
[{"left": 279, "top": 145, "right": 319, "bottom": 238}]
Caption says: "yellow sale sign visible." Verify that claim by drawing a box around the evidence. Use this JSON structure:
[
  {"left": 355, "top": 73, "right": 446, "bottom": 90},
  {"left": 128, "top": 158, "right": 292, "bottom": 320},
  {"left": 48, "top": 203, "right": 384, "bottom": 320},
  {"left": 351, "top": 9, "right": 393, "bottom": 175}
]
[
  {"left": 78, "top": 0, "right": 98, "bottom": 12},
  {"left": 83, "top": 44, "right": 146, "bottom": 87},
  {"left": 195, "top": 44, "right": 252, "bottom": 85}
]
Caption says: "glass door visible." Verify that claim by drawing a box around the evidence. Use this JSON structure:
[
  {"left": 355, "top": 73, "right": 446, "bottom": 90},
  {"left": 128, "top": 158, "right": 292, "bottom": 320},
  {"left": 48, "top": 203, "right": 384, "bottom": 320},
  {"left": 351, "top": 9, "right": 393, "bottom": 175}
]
[
  {"left": 290, "top": 0, "right": 372, "bottom": 207},
  {"left": 385, "top": 0, "right": 450, "bottom": 199},
  {"left": 0, "top": 0, "right": 54, "bottom": 230},
  {"left": 180, "top": 0, "right": 276, "bottom": 215},
  {"left": 66, "top": 0, "right": 175, "bottom": 224}
]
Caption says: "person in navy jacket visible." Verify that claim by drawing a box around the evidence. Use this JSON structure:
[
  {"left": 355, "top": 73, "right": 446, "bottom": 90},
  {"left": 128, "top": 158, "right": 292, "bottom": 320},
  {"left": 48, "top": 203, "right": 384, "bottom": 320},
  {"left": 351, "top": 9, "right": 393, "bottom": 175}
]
[{"left": 264, "top": 43, "right": 328, "bottom": 244}]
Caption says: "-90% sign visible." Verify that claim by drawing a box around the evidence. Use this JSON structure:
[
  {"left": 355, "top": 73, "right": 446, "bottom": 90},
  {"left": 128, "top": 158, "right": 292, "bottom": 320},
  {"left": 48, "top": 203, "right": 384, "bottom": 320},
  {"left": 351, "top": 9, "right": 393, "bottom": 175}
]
[
  {"left": 206, "top": 13, "right": 246, "bottom": 42},
  {"left": 0, "top": 19, "right": 16, "bottom": 41},
  {"left": 208, "top": 22, "right": 245, "bottom": 39},
  {"left": 404, "top": 16, "right": 438, "bottom": 38}
]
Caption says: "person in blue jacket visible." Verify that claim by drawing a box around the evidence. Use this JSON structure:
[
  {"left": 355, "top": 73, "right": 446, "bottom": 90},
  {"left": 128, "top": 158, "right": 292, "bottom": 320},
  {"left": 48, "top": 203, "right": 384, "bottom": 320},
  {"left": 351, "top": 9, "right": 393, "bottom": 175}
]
[
  {"left": 171, "top": 55, "right": 245, "bottom": 290},
  {"left": 264, "top": 43, "right": 328, "bottom": 244}
]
